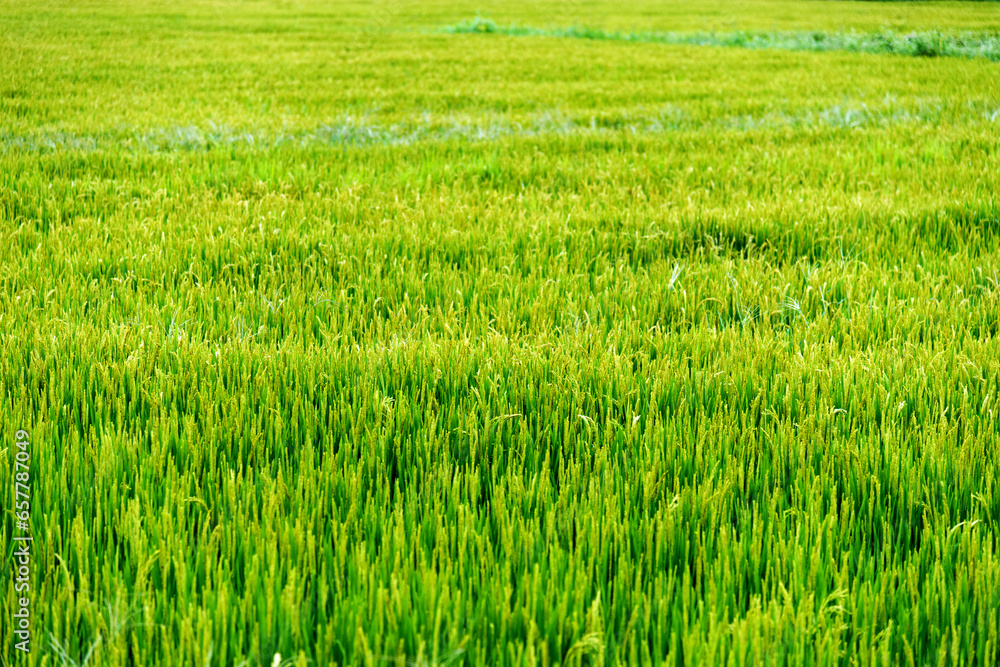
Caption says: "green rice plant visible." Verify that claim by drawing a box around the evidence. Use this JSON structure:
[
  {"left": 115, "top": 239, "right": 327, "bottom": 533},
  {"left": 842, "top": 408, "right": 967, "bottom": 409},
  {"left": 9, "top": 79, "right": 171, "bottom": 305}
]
[{"left": 1, "top": 0, "right": 999, "bottom": 666}]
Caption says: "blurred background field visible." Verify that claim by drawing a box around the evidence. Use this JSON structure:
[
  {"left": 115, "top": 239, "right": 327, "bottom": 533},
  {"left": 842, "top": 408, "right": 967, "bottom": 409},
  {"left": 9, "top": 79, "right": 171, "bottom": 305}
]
[{"left": 1, "top": 1, "right": 999, "bottom": 666}]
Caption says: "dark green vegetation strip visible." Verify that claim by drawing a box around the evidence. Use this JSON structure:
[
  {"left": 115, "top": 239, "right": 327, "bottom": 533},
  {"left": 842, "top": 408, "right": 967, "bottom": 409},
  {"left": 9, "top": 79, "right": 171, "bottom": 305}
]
[
  {"left": 445, "top": 17, "right": 1000, "bottom": 61},
  {"left": 4, "top": 101, "right": 997, "bottom": 153}
]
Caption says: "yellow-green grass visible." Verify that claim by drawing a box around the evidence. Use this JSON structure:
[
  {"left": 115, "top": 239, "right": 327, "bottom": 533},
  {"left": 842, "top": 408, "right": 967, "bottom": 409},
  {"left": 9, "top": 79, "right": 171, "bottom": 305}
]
[{"left": 2, "top": 1, "right": 1000, "bottom": 666}]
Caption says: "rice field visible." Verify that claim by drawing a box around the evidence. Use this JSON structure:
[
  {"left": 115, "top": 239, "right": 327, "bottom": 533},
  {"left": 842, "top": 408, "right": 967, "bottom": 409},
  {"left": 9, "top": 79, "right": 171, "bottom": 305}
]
[{"left": 2, "top": 1, "right": 1000, "bottom": 665}]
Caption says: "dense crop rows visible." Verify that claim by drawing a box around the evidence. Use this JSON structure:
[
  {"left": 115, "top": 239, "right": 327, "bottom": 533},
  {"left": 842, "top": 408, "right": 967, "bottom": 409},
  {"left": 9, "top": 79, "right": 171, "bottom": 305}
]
[{"left": 2, "top": 1, "right": 1000, "bottom": 666}]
